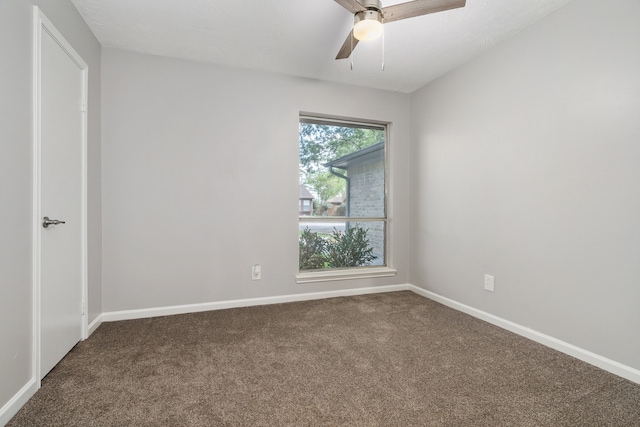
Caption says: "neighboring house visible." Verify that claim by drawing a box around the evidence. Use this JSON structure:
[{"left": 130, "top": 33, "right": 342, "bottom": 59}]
[
  {"left": 299, "top": 184, "right": 314, "bottom": 216},
  {"left": 324, "top": 142, "right": 385, "bottom": 265},
  {"left": 326, "top": 195, "right": 344, "bottom": 206},
  {"left": 323, "top": 194, "right": 345, "bottom": 216}
]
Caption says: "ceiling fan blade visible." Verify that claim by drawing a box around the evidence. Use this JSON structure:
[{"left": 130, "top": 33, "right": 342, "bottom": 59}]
[
  {"left": 382, "top": 0, "right": 466, "bottom": 24},
  {"left": 334, "top": 0, "right": 366, "bottom": 14},
  {"left": 336, "top": 31, "right": 360, "bottom": 59}
]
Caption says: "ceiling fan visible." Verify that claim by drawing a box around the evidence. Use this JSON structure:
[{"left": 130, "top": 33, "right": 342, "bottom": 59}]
[{"left": 334, "top": 0, "right": 466, "bottom": 59}]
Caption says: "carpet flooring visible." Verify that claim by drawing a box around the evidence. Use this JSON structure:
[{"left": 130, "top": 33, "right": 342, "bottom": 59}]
[{"left": 8, "top": 291, "right": 640, "bottom": 426}]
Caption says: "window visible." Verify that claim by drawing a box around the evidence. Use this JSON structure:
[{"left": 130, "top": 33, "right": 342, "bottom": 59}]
[{"left": 298, "top": 116, "right": 393, "bottom": 281}]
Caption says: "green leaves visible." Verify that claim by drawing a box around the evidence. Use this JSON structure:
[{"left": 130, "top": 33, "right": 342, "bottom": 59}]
[
  {"left": 299, "top": 225, "right": 377, "bottom": 271},
  {"left": 326, "top": 226, "right": 377, "bottom": 268},
  {"left": 299, "top": 123, "right": 384, "bottom": 207},
  {"left": 299, "top": 227, "right": 328, "bottom": 270},
  {"left": 299, "top": 124, "right": 383, "bottom": 174},
  {"left": 304, "top": 171, "right": 343, "bottom": 205}
]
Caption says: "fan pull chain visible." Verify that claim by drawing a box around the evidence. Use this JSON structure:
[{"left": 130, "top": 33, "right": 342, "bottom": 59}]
[
  {"left": 350, "top": 18, "right": 355, "bottom": 71},
  {"left": 381, "top": 20, "right": 385, "bottom": 71}
]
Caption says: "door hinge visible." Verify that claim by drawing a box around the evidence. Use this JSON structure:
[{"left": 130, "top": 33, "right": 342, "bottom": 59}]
[
  {"left": 81, "top": 300, "right": 86, "bottom": 315},
  {"left": 81, "top": 98, "right": 87, "bottom": 112}
]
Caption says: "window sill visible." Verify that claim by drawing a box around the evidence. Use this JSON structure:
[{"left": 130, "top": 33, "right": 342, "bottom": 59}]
[{"left": 296, "top": 267, "right": 397, "bottom": 284}]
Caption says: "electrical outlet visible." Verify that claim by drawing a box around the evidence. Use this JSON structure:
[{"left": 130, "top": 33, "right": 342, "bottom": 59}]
[
  {"left": 252, "top": 264, "right": 261, "bottom": 280},
  {"left": 484, "top": 274, "right": 494, "bottom": 292}
]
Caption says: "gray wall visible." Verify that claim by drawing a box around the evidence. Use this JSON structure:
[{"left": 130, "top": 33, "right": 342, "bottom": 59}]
[
  {"left": 0, "top": 0, "right": 101, "bottom": 414},
  {"left": 409, "top": 0, "right": 640, "bottom": 370},
  {"left": 101, "top": 48, "right": 411, "bottom": 312}
]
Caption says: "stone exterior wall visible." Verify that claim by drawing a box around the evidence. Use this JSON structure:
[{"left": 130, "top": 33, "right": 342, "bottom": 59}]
[{"left": 348, "top": 155, "right": 385, "bottom": 265}]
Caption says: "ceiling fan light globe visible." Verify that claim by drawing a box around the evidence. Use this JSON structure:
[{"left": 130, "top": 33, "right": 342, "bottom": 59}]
[{"left": 353, "top": 12, "right": 383, "bottom": 41}]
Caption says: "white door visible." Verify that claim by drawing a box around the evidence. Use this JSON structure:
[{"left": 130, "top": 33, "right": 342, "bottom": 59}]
[{"left": 35, "top": 9, "right": 88, "bottom": 379}]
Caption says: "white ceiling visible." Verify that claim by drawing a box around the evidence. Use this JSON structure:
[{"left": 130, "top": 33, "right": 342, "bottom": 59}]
[{"left": 71, "top": 0, "right": 575, "bottom": 93}]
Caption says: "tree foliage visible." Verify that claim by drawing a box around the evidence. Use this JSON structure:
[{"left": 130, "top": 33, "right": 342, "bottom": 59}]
[
  {"left": 304, "top": 171, "right": 343, "bottom": 205},
  {"left": 299, "top": 123, "right": 383, "bottom": 206}
]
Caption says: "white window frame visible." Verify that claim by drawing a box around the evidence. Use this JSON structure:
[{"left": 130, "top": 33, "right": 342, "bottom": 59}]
[{"left": 297, "top": 114, "right": 396, "bottom": 283}]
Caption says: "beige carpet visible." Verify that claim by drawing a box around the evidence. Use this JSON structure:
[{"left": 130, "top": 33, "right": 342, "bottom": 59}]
[{"left": 8, "top": 291, "right": 640, "bottom": 426}]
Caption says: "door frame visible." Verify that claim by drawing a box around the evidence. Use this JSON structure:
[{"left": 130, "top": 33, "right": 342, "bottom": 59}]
[{"left": 32, "top": 6, "right": 89, "bottom": 385}]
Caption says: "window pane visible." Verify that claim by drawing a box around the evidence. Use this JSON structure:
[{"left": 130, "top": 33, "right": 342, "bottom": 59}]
[
  {"left": 351, "top": 221, "right": 385, "bottom": 266},
  {"left": 299, "top": 219, "right": 347, "bottom": 235},
  {"left": 299, "top": 118, "right": 386, "bottom": 272},
  {"left": 298, "top": 221, "right": 385, "bottom": 271},
  {"left": 299, "top": 121, "right": 384, "bottom": 217},
  {"left": 341, "top": 146, "right": 385, "bottom": 218}
]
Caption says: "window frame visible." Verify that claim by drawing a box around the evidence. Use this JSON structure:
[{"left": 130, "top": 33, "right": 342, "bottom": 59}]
[{"left": 297, "top": 114, "right": 396, "bottom": 283}]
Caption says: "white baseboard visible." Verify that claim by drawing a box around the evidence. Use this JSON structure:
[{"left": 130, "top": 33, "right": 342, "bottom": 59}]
[
  {"left": 0, "top": 378, "right": 37, "bottom": 426},
  {"left": 102, "top": 284, "right": 410, "bottom": 322},
  {"left": 408, "top": 284, "right": 640, "bottom": 385},
  {"left": 87, "top": 314, "right": 103, "bottom": 336}
]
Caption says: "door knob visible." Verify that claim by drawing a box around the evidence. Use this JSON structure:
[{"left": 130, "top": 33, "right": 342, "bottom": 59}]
[{"left": 43, "top": 216, "right": 66, "bottom": 228}]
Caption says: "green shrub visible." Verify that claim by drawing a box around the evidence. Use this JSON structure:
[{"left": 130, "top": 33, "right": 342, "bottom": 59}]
[
  {"left": 299, "top": 227, "right": 327, "bottom": 270},
  {"left": 299, "top": 224, "right": 376, "bottom": 270},
  {"left": 326, "top": 225, "right": 376, "bottom": 268}
]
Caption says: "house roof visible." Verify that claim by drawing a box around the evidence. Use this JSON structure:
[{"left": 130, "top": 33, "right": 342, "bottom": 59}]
[
  {"left": 327, "top": 195, "right": 345, "bottom": 205},
  {"left": 299, "top": 184, "right": 314, "bottom": 200},
  {"left": 324, "top": 142, "right": 384, "bottom": 170}
]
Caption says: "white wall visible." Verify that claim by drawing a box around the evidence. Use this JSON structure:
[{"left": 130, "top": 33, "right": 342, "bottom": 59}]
[
  {"left": 410, "top": 0, "right": 640, "bottom": 370},
  {"left": 101, "top": 48, "right": 411, "bottom": 312},
  {"left": 0, "top": 0, "right": 102, "bottom": 420}
]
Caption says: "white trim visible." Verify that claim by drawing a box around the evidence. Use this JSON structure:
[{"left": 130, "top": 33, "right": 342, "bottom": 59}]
[
  {"left": 408, "top": 285, "right": 640, "bottom": 385},
  {"left": 79, "top": 48, "right": 89, "bottom": 342},
  {"left": 299, "top": 113, "right": 389, "bottom": 128},
  {"left": 0, "top": 378, "right": 37, "bottom": 426},
  {"left": 32, "top": 5, "right": 43, "bottom": 391},
  {"left": 299, "top": 216, "right": 386, "bottom": 222},
  {"left": 298, "top": 114, "right": 392, "bottom": 277},
  {"left": 32, "top": 6, "right": 90, "bottom": 386},
  {"left": 103, "top": 284, "right": 409, "bottom": 322},
  {"left": 88, "top": 314, "right": 103, "bottom": 336},
  {"left": 297, "top": 267, "right": 397, "bottom": 284}
]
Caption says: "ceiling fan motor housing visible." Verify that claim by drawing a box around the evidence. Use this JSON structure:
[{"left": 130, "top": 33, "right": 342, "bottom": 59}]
[
  {"left": 359, "top": 0, "right": 382, "bottom": 10},
  {"left": 356, "top": 0, "right": 383, "bottom": 20},
  {"left": 353, "top": 0, "right": 383, "bottom": 41},
  {"left": 355, "top": 9, "right": 382, "bottom": 24}
]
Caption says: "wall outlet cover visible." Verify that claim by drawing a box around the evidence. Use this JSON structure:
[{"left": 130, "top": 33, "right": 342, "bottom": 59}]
[
  {"left": 252, "top": 264, "right": 261, "bottom": 280},
  {"left": 484, "top": 274, "right": 494, "bottom": 292}
]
